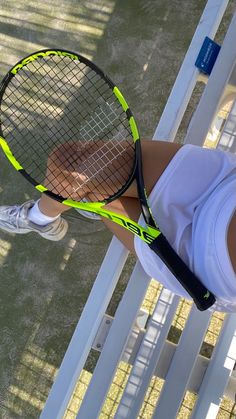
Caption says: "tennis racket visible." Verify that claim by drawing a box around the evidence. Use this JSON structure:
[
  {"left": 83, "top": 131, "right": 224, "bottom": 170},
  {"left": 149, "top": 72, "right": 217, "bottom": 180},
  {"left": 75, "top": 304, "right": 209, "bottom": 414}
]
[{"left": 0, "top": 49, "right": 215, "bottom": 311}]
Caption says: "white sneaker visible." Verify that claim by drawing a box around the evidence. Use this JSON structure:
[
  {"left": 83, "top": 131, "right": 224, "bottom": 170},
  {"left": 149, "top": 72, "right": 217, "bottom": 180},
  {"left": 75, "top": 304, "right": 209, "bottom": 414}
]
[
  {"left": 75, "top": 199, "right": 101, "bottom": 221},
  {"left": 0, "top": 201, "right": 68, "bottom": 241}
]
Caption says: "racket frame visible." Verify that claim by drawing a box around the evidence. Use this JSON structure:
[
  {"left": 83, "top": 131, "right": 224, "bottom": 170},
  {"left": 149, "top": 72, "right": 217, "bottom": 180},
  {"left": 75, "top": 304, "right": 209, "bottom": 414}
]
[{"left": 0, "top": 49, "right": 216, "bottom": 311}]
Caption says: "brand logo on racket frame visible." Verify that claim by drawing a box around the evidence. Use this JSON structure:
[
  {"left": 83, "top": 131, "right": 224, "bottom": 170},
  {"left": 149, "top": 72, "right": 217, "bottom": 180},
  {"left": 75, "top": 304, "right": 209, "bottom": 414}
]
[
  {"left": 93, "top": 209, "right": 155, "bottom": 244},
  {"left": 11, "top": 51, "right": 79, "bottom": 75}
]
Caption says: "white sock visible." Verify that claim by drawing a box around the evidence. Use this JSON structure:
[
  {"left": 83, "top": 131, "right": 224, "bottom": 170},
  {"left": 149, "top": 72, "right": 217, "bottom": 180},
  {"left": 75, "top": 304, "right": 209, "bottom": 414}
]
[{"left": 28, "top": 200, "right": 60, "bottom": 226}]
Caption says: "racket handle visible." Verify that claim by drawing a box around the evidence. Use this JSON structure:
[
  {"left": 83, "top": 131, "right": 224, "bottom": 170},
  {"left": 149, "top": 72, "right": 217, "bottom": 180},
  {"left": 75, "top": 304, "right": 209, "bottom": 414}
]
[{"left": 149, "top": 234, "right": 216, "bottom": 311}]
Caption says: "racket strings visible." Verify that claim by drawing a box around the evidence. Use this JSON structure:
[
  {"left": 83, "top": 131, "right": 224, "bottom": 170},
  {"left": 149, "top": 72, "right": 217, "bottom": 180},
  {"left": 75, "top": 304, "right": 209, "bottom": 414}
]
[
  {"left": 72, "top": 140, "right": 132, "bottom": 195},
  {"left": 0, "top": 54, "right": 135, "bottom": 201}
]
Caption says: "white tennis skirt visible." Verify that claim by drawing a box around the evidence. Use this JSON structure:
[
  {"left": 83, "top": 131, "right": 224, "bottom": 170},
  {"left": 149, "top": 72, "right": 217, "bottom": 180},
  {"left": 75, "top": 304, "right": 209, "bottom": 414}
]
[{"left": 134, "top": 144, "right": 236, "bottom": 312}]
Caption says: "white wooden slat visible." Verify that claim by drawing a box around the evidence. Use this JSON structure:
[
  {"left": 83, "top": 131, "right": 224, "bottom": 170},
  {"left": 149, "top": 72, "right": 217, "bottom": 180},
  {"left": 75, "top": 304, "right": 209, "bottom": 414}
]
[
  {"left": 89, "top": 314, "right": 236, "bottom": 402},
  {"left": 148, "top": 6, "right": 236, "bottom": 419},
  {"left": 153, "top": 0, "right": 229, "bottom": 141},
  {"left": 152, "top": 306, "right": 212, "bottom": 418},
  {"left": 184, "top": 12, "right": 236, "bottom": 147},
  {"left": 217, "top": 96, "right": 236, "bottom": 153},
  {"left": 40, "top": 237, "right": 128, "bottom": 419},
  {"left": 76, "top": 262, "right": 150, "bottom": 419},
  {"left": 112, "top": 5, "right": 231, "bottom": 415},
  {"left": 73, "top": 3, "right": 225, "bottom": 413},
  {"left": 75, "top": 3, "right": 232, "bottom": 418},
  {"left": 192, "top": 314, "right": 236, "bottom": 419},
  {"left": 153, "top": 342, "right": 236, "bottom": 401},
  {"left": 114, "top": 289, "right": 179, "bottom": 419},
  {"left": 40, "top": 2, "right": 233, "bottom": 418}
]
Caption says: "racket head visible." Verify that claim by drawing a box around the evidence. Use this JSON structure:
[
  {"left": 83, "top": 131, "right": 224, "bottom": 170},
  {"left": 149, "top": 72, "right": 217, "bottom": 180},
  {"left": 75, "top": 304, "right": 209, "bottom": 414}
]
[{"left": 0, "top": 49, "right": 140, "bottom": 204}]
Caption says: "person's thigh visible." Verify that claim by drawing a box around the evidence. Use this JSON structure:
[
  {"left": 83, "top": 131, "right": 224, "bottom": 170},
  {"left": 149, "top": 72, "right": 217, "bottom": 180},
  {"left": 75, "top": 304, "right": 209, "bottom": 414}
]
[
  {"left": 123, "top": 140, "right": 182, "bottom": 198},
  {"left": 103, "top": 140, "right": 182, "bottom": 252},
  {"left": 103, "top": 197, "right": 142, "bottom": 253}
]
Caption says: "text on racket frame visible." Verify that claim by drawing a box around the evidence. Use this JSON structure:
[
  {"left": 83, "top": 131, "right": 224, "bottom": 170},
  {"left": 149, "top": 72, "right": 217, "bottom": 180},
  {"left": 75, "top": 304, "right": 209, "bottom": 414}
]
[{"left": 11, "top": 51, "right": 79, "bottom": 75}]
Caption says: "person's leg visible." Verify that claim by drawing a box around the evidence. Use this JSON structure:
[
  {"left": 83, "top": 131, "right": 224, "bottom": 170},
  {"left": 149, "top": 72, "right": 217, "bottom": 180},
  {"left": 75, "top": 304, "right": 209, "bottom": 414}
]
[
  {"left": 37, "top": 140, "right": 182, "bottom": 214},
  {"left": 122, "top": 140, "right": 182, "bottom": 198},
  {"left": 101, "top": 141, "right": 183, "bottom": 252},
  {"left": 102, "top": 197, "right": 141, "bottom": 253},
  {"left": 38, "top": 194, "right": 71, "bottom": 217},
  {"left": 0, "top": 140, "right": 182, "bottom": 241},
  {"left": 30, "top": 140, "right": 183, "bottom": 244}
]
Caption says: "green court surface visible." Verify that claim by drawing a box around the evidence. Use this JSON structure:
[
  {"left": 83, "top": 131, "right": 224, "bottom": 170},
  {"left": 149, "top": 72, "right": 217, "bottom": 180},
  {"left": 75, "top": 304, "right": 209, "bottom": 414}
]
[{"left": 0, "top": 1, "right": 234, "bottom": 417}]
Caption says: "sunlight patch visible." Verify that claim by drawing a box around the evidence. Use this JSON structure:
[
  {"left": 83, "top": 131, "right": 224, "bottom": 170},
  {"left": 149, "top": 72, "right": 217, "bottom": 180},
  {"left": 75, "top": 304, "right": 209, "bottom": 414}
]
[
  {"left": 0, "top": 239, "right": 11, "bottom": 265},
  {"left": 60, "top": 238, "right": 77, "bottom": 271}
]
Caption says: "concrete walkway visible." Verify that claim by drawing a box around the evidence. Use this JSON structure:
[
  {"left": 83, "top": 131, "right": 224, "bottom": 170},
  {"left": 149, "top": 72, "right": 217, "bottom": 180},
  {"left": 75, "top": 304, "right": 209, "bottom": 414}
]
[{"left": 0, "top": 1, "right": 234, "bottom": 417}]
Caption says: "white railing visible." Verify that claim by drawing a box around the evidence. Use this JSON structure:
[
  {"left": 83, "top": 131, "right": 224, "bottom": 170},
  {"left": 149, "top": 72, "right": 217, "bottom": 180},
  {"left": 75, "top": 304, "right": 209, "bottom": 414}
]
[{"left": 41, "top": 1, "right": 236, "bottom": 418}]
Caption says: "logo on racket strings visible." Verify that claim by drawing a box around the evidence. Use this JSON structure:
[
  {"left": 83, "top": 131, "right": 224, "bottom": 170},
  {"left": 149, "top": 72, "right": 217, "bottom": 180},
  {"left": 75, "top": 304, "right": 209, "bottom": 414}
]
[{"left": 11, "top": 51, "right": 79, "bottom": 75}]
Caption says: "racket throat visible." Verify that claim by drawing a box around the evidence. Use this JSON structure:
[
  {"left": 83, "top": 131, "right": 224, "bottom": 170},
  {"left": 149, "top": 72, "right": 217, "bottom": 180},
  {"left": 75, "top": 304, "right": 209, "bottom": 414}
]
[
  {"left": 134, "top": 141, "right": 158, "bottom": 230},
  {"left": 140, "top": 202, "right": 157, "bottom": 229}
]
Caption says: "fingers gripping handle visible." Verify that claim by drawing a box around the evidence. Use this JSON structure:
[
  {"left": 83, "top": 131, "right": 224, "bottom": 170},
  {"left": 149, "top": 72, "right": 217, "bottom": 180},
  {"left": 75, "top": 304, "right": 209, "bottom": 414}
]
[{"left": 149, "top": 234, "right": 216, "bottom": 311}]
